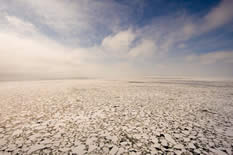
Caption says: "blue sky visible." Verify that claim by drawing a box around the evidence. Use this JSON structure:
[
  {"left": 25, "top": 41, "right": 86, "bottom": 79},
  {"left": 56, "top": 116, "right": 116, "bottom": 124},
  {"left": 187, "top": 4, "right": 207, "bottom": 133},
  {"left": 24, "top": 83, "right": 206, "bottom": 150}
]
[{"left": 0, "top": 0, "right": 233, "bottom": 79}]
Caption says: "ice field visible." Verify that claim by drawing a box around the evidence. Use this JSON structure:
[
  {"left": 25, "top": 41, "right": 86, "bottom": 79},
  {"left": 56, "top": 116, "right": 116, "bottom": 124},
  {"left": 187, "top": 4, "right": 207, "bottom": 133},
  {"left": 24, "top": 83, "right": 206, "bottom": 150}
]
[{"left": 0, "top": 78, "right": 233, "bottom": 154}]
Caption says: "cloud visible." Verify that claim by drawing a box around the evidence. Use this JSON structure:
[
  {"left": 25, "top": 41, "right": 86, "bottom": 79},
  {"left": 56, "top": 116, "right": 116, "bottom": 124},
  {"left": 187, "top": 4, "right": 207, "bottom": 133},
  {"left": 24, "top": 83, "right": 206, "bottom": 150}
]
[
  {"left": 5, "top": 16, "right": 38, "bottom": 35},
  {"left": 202, "top": 0, "right": 233, "bottom": 32},
  {"left": 0, "top": 14, "right": 102, "bottom": 78},
  {"left": 0, "top": 0, "right": 233, "bottom": 79},
  {"left": 128, "top": 39, "right": 157, "bottom": 58},
  {"left": 0, "top": 31, "right": 83, "bottom": 77},
  {"left": 0, "top": 18, "right": 142, "bottom": 79},
  {"left": 4, "top": 0, "right": 130, "bottom": 36},
  {"left": 101, "top": 29, "right": 158, "bottom": 59},
  {"left": 179, "top": 0, "right": 233, "bottom": 38},
  {"left": 186, "top": 51, "right": 233, "bottom": 65},
  {"left": 102, "top": 29, "right": 135, "bottom": 56}
]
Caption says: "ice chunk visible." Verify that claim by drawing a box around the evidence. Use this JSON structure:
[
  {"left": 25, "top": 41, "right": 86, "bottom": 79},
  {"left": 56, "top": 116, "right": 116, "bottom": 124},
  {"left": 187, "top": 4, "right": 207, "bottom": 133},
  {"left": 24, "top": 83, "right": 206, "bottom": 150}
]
[
  {"left": 88, "top": 144, "right": 97, "bottom": 152},
  {"left": 161, "top": 139, "right": 168, "bottom": 147},
  {"left": 72, "top": 144, "right": 86, "bottom": 154},
  {"left": 117, "top": 147, "right": 125, "bottom": 155},
  {"left": 28, "top": 144, "right": 46, "bottom": 154},
  {"left": 109, "top": 146, "right": 118, "bottom": 155},
  {"left": 0, "top": 139, "right": 7, "bottom": 147},
  {"left": 12, "top": 129, "right": 22, "bottom": 137},
  {"left": 188, "top": 143, "right": 195, "bottom": 149},
  {"left": 174, "top": 144, "right": 184, "bottom": 150},
  {"left": 164, "top": 134, "right": 176, "bottom": 144},
  {"left": 210, "top": 148, "right": 228, "bottom": 155}
]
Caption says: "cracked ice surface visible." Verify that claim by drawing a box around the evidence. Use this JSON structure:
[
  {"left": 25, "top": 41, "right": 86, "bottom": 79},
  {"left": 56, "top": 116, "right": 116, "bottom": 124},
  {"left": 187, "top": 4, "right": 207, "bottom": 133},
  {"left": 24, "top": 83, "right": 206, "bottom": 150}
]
[{"left": 0, "top": 79, "right": 233, "bottom": 154}]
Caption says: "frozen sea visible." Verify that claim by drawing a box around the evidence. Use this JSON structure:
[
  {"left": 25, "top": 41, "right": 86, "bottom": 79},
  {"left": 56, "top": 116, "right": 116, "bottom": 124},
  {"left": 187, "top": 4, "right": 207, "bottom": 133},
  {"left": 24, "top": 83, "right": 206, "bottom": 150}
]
[{"left": 0, "top": 78, "right": 233, "bottom": 154}]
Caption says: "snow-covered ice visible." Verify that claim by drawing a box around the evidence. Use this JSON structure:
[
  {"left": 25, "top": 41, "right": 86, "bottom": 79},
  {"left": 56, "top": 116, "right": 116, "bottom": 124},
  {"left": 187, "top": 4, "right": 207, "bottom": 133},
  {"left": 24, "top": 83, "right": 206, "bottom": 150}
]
[{"left": 0, "top": 78, "right": 232, "bottom": 154}]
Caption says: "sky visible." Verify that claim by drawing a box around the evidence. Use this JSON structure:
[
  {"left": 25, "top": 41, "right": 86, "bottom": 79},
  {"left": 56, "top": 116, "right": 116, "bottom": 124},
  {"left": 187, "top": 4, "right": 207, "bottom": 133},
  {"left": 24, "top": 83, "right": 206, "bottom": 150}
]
[{"left": 0, "top": 0, "right": 233, "bottom": 79}]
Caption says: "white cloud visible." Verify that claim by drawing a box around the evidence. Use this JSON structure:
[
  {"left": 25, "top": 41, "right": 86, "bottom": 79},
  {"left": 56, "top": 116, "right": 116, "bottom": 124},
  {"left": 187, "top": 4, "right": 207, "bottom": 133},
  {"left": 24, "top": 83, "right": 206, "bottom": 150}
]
[
  {"left": 101, "top": 30, "right": 158, "bottom": 59},
  {"left": 0, "top": 14, "right": 102, "bottom": 78},
  {"left": 2, "top": 0, "right": 131, "bottom": 38},
  {"left": 128, "top": 39, "right": 157, "bottom": 58},
  {"left": 0, "top": 31, "right": 83, "bottom": 77},
  {"left": 102, "top": 29, "right": 135, "bottom": 55},
  {"left": 183, "top": 23, "right": 196, "bottom": 38},
  {"left": 203, "top": 0, "right": 233, "bottom": 32},
  {"left": 0, "top": 20, "right": 142, "bottom": 79},
  {"left": 179, "top": 0, "right": 233, "bottom": 38},
  {"left": 5, "top": 16, "right": 38, "bottom": 34},
  {"left": 0, "top": 0, "right": 233, "bottom": 79},
  {"left": 186, "top": 51, "right": 233, "bottom": 64},
  {"left": 200, "top": 51, "right": 233, "bottom": 64},
  {"left": 15, "top": 0, "right": 89, "bottom": 34}
]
